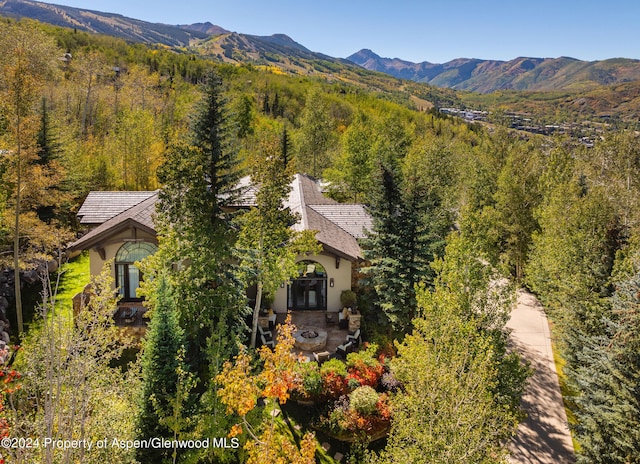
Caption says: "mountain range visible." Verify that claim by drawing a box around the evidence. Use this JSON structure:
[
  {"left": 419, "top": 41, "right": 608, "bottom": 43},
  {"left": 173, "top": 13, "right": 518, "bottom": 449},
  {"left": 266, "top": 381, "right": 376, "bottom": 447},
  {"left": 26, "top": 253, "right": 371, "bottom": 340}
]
[
  {"left": 0, "top": 0, "right": 352, "bottom": 71},
  {"left": 3, "top": 0, "right": 640, "bottom": 111},
  {"left": 346, "top": 49, "right": 640, "bottom": 94},
  {"left": 0, "top": 0, "right": 216, "bottom": 45}
]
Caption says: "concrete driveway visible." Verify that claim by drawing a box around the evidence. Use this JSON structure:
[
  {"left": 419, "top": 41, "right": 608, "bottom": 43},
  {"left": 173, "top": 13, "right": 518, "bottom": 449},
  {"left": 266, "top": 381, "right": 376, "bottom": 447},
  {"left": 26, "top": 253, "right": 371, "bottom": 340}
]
[{"left": 506, "top": 290, "right": 575, "bottom": 463}]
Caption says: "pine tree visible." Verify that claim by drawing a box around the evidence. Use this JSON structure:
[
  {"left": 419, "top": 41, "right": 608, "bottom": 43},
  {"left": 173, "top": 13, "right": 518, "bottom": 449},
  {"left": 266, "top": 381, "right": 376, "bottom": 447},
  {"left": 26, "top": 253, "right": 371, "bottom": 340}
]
[
  {"left": 35, "top": 97, "right": 61, "bottom": 166},
  {"left": 362, "top": 143, "right": 452, "bottom": 333},
  {"left": 189, "top": 70, "right": 243, "bottom": 214},
  {"left": 152, "top": 69, "right": 248, "bottom": 375},
  {"left": 235, "top": 94, "right": 254, "bottom": 139},
  {"left": 362, "top": 163, "right": 408, "bottom": 331},
  {"left": 280, "top": 126, "right": 290, "bottom": 168},
  {"left": 136, "top": 276, "right": 190, "bottom": 464},
  {"left": 571, "top": 245, "right": 640, "bottom": 463}
]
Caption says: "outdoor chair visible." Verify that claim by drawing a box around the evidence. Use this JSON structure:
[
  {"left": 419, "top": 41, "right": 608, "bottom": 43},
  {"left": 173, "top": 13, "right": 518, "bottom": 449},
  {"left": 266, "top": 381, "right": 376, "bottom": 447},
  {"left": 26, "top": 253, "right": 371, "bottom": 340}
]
[
  {"left": 336, "top": 341, "right": 354, "bottom": 358},
  {"left": 313, "top": 351, "right": 330, "bottom": 364},
  {"left": 268, "top": 312, "right": 277, "bottom": 330},
  {"left": 347, "top": 329, "right": 361, "bottom": 346},
  {"left": 261, "top": 334, "right": 275, "bottom": 349},
  {"left": 258, "top": 325, "right": 273, "bottom": 342}
]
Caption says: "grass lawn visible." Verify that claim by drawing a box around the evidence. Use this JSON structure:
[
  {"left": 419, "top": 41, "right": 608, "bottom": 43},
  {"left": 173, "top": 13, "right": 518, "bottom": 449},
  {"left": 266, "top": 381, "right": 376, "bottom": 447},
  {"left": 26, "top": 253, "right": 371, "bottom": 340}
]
[{"left": 51, "top": 252, "right": 90, "bottom": 321}]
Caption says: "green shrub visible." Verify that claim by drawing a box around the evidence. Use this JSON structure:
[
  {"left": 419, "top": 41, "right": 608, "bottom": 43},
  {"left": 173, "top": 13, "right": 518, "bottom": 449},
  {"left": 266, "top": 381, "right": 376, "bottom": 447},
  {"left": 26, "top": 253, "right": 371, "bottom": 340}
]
[
  {"left": 346, "top": 343, "right": 379, "bottom": 369},
  {"left": 340, "top": 290, "right": 357, "bottom": 308},
  {"left": 320, "top": 358, "right": 347, "bottom": 377},
  {"left": 349, "top": 386, "right": 379, "bottom": 415},
  {"left": 320, "top": 358, "right": 348, "bottom": 398},
  {"left": 296, "top": 362, "right": 322, "bottom": 397}
]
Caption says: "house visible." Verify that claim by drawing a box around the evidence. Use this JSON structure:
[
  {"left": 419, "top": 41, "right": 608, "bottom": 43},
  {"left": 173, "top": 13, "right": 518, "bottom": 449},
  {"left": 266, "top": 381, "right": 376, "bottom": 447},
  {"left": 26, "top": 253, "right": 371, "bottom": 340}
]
[{"left": 68, "top": 174, "right": 372, "bottom": 315}]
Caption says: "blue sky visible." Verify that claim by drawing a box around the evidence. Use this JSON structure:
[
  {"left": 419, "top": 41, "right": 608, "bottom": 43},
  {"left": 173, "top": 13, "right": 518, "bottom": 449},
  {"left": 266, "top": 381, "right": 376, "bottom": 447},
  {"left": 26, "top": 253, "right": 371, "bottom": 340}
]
[{"left": 42, "top": 0, "right": 639, "bottom": 63}]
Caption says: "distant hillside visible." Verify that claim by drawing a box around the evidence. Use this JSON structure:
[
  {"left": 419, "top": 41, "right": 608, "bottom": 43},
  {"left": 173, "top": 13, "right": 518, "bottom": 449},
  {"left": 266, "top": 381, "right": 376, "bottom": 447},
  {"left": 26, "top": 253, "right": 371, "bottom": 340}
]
[
  {"left": 177, "top": 22, "right": 228, "bottom": 36},
  {"left": 0, "top": 0, "right": 461, "bottom": 112},
  {"left": 347, "top": 49, "right": 640, "bottom": 94},
  {"left": 0, "top": 0, "right": 211, "bottom": 46},
  {"left": 461, "top": 79, "right": 640, "bottom": 122},
  {"left": 7, "top": 0, "right": 640, "bottom": 123},
  {"left": 191, "top": 31, "right": 336, "bottom": 69}
]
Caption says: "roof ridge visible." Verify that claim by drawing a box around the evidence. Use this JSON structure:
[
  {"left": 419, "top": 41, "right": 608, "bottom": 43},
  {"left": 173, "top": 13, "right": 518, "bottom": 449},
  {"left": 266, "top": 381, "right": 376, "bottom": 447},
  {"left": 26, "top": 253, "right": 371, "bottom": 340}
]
[{"left": 120, "top": 190, "right": 159, "bottom": 216}]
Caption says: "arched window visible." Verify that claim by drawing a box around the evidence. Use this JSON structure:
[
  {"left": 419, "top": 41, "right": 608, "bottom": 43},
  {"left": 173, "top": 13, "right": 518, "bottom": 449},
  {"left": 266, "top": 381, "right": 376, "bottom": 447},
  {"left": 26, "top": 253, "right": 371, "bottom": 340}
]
[
  {"left": 287, "top": 260, "right": 327, "bottom": 310},
  {"left": 115, "top": 242, "right": 157, "bottom": 300}
]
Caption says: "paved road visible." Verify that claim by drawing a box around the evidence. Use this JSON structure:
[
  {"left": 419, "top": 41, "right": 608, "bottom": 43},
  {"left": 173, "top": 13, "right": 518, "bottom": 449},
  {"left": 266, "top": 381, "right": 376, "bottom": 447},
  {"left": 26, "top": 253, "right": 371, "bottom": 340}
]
[{"left": 506, "top": 290, "right": 575, "bottom": 464}]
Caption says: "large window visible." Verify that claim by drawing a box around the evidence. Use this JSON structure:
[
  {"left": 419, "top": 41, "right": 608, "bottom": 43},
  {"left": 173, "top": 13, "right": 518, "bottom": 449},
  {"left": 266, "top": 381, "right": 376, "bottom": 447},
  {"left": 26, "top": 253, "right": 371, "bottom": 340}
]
[
  {"left": 115, "top": 242, "right": 157, "bottom": 300},
  {"left": 288, "top": 260, "right": 327, "bottom": 310}
]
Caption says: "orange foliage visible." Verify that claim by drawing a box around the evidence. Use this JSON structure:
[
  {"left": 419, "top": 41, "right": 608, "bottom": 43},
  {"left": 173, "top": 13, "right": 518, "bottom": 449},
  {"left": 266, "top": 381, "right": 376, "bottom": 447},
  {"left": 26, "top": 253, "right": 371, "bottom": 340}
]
[
  {"left": 216, "top": 315, "right": 316, "bottom": 463},
  {"left": 257, "top": 317, "right": 300, "bottom": 404},
  {"left": 0, "top": 352, "right": 21, "bottom": 464}
]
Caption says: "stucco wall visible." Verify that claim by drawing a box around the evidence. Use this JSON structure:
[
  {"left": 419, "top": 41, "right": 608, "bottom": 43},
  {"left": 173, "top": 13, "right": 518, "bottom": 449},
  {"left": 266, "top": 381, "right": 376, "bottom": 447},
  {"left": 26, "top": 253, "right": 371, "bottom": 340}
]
[
  {"left": 87, "top": 229, "right": 156, "bottom": 289},
  {"left": 272, "top": 253, "right": 352, "bottom": 313}
]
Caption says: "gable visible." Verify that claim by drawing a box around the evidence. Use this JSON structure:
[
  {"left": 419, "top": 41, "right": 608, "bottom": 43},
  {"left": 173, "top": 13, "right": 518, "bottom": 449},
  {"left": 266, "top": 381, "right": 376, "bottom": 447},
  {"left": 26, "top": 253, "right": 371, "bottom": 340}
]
[{"left": 69, "top": 193, "right": 158, "bottom": 252}]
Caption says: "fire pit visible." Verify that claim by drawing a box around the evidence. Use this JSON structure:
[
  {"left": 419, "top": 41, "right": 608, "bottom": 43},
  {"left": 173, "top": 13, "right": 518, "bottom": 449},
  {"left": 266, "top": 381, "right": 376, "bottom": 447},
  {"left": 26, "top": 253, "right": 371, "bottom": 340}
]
[{"left": 294, "top": 328, "right": 327, "bottom": 351}]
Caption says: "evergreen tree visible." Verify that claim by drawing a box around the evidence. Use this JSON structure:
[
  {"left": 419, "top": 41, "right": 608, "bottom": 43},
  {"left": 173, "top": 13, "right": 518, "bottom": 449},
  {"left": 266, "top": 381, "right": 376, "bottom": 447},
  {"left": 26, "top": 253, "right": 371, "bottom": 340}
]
[
  {"left": 569, "top": 244, "right": 640, "bottom": 463},
  {"left": 280, "top": 126, "right": 290, "bottom": 168},
  {"left": 144, "top": 72, "right": 249, "bottom": 459},
  {"left": 271, "top": 92, "right": 283, "bottom": 118},
  {"left": 35, "top": 97, "right": 61, "bottom": 166},
  {"left": 189, "top": 70, "right": 243, "bottom": 213},
  {"left": 136, "top": 276, "right": 189, "bottom": 464},
  {"left": 35, "top": 96, "right": 71, "bottom": 223},
  {"left": 362, "top": 162, "right": 408, "bottom": 331},
  {"left": 235, "top": 94, "right": 254, "bottom": 139},
  {"left": 362, "top": 134, "right": 453, "bottom": 333},
  {"left": 151, "top": 69, "right": 248, "bottom": 376}
]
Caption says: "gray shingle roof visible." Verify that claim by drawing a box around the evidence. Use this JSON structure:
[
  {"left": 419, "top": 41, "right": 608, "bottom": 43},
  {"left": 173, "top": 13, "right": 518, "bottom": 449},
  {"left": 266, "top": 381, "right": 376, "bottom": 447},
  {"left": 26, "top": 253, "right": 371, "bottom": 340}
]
[
  {"left": 290, "top": 175, "right": 370, "bottom": 260},
  {"left": 77, "top": 191, "right": 156, "bottom": 225},
  {"left": 69, "top": 193, "right": 158, "bottom": 251},
  {"left": 308, "top": 204, "right": 372, "bottom": 239},
  {"left": 229, "top": 175, "right": 259, "bottom": 207},
  {"left": 71, "top": 174, "right": 372, "bottom": 261}
]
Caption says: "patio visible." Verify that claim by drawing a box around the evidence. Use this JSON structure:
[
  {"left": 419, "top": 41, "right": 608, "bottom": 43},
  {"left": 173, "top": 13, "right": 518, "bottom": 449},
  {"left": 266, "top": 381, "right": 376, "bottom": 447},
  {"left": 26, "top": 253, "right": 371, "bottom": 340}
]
[
  {"left": 114, "top": 303, "right": 148, "bottom": 328},
  {"left": 267, "top": 311, "right": 360, "bottom": 360}
]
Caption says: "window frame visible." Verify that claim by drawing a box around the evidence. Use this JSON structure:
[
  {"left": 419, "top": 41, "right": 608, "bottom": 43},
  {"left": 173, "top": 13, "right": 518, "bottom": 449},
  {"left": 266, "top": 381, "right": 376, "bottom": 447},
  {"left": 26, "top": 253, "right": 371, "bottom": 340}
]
[{"left": 114, "top": 241, "right": 157, "bottom": 301}]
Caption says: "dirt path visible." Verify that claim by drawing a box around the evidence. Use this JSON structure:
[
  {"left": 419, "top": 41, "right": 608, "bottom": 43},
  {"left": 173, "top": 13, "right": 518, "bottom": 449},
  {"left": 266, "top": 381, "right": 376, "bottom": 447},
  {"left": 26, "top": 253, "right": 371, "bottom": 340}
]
[{"left": 506, "top": 290, "right": 575, "bottom": 463}]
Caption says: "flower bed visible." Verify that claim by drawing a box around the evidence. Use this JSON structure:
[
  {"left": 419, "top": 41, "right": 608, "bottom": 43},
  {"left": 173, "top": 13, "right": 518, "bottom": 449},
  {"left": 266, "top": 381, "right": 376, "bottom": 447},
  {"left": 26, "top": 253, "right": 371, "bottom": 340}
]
[{"left": 290, "top": 343, "right": 395, "bottom": 443}]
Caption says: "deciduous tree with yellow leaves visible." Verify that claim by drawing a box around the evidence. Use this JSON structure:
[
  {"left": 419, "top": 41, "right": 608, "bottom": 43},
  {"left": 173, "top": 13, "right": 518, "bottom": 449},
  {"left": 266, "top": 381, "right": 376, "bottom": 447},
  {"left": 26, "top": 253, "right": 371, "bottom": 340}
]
[{"left": 216, "top": 316, "right": 316, "bottom": 464}]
